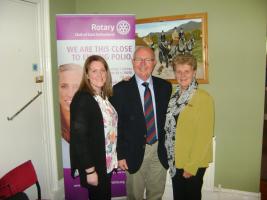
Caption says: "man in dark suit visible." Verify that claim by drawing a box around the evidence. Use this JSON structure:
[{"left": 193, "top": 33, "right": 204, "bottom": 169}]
[{"left": 110, "top": 46, "right": 172, "bottom": 200}]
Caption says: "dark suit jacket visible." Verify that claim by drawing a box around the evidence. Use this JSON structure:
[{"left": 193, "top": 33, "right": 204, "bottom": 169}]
[
  {"left": 110, "top": 75, "right": 172, "bottom": 173},
  {"left": 69, "top": 90, "right": 107, "bottom": 188}
]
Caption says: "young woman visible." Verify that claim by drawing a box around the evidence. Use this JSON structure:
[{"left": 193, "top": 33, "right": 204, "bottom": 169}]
[{"left": 70, "top": 55, "right": 117, "bottom": 200}]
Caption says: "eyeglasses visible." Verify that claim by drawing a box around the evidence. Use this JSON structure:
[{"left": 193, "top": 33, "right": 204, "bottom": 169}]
[{"left": 133, "top": 58, "right": 155, "bottom": 63}]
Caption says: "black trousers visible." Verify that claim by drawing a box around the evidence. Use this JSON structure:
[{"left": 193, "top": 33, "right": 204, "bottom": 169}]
[
  {"left": 87, "top": 172, "right": 112, "bottom": 200},
  {"left": 171, "top": 168, "right": 206, "bottom": 200}
]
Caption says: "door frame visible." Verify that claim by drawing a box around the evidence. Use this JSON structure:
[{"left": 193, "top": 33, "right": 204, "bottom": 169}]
[{"left": 31, "top": 0, "right": 60, "bottom": 198}]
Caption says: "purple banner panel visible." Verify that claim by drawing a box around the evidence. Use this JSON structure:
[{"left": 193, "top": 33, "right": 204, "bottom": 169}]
[
  {"left": 111, "top": 169, "right": 127, "bottom": 197},
  {"left": 63, "top": 169, "right": 88, "bottom": 200},
  {"left": 57, "top": 14, "right": 135, "bottom": 200},
  {"left": 56, "top": 14, "right": 135, "bottom": 40},
  {"left": 64, "top": 168, "right": 126, "bottom": 199}
]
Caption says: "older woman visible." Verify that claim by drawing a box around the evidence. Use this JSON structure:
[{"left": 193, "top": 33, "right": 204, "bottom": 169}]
[
  {"left": 165, "top": 53, "right": 214, "bottom": 200},
  {"left": 70, "top": 55, "right": 117, "bottom": 200}
]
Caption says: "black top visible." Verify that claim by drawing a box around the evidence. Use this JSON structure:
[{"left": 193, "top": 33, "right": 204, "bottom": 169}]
[{"left": 70, "top": 90, "right": 107, "bottom": 188}]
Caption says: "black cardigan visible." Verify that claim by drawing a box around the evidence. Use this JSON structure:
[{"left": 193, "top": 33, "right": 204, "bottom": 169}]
[{"left": 69, "top": 90, "right": 107, "bottom": 188}]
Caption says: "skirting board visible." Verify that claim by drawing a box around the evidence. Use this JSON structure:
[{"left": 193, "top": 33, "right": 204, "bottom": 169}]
[
  {"left": 163, "top": 184, "right": 260, "bottom": 200},
  {"left": 51, "top": 178, "right": 65, "bottom": 200},
  {"left": 203, "top": 187, "right": 260, "bottom": 200}
]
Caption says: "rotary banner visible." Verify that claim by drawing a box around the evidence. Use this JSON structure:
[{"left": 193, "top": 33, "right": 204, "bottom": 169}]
[{"left": 56, "top": 14, "right": 135, "bottom": 200}]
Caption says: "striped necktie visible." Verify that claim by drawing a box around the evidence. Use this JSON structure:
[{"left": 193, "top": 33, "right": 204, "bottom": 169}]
[{"left": 142, "top": 82, "right": 157, "bottom": 144}]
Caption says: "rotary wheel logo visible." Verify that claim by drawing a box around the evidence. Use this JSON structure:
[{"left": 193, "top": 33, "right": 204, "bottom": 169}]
[{"left": 116, "top": 20, "right": 130, "bottom": 35}]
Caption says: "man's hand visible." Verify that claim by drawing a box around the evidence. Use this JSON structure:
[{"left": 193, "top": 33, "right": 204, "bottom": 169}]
[{"left": 118, "top": 159, "right": 128, "bottom": 171}]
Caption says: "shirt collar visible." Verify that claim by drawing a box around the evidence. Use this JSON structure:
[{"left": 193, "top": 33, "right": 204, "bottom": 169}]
[{"left": 135, "top": 75, "right": 153, "bottom": 87}]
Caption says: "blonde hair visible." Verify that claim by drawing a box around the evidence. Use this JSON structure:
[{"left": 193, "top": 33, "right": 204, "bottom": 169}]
[
  {"left": 172, "top": 53, "right": 197, "bottom": 71},
  {"left": 79, "top": 55, "right": 112, "bottom": 98}
]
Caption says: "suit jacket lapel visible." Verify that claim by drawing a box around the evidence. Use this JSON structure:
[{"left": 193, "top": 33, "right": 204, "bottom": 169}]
[
  {"left": 152, "top": 76, "right": 164, "bottom": 131},
  {"left": 129, "top": 76, "right": 144, "bottom": 115},
  {"left": 152, "top": 76, "right": 160, "bottom": 112}
]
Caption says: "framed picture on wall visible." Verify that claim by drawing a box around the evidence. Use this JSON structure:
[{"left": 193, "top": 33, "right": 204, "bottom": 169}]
[{"left": 136, "top": 12, "right": 208, "bottom": 84}]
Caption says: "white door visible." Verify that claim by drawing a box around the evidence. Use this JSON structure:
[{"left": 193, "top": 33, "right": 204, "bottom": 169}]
[{"left": 0, "top": 0, "right": 51, "bottom": 199}]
